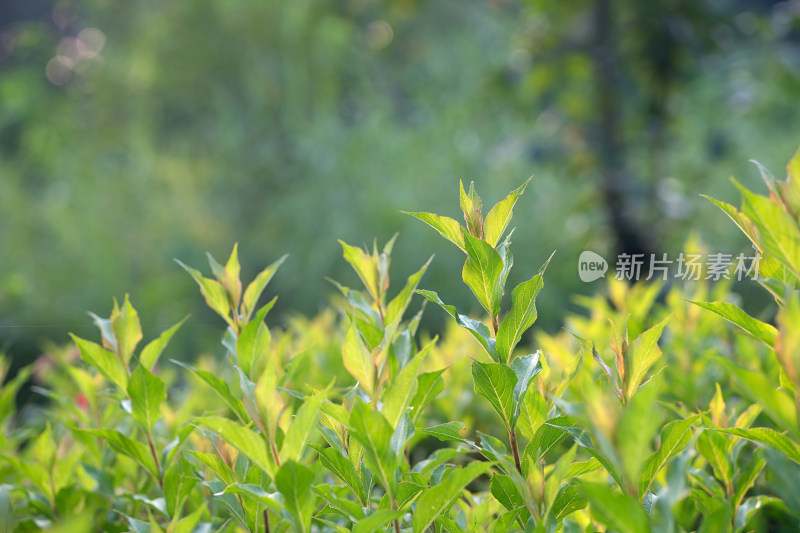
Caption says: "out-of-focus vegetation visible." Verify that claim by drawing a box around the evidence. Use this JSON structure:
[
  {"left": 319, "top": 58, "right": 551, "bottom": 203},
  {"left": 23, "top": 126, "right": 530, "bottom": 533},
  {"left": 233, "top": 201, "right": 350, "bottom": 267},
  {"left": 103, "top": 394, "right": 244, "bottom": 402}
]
[{"left": 1, "top": 0, "right": 799, "bottom": 358}]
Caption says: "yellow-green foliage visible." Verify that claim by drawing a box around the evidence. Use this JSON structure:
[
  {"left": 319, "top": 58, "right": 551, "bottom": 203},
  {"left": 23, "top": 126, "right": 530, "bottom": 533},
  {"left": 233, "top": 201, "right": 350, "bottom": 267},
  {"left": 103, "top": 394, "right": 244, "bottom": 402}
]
[{"left": 3, "top": 152, "right": 800, "bottom": 532}]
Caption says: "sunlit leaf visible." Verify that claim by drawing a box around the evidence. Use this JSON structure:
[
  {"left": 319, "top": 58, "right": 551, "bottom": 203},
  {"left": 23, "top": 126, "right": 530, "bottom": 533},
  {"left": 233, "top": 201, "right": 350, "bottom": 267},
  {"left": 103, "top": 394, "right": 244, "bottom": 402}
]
[
  {"left": 403, "top": 211, "right": 466, "bottom": 252},
  {"left": 139, "top": 316, "right": 188, "bottom": 371},
  {"left": 415, "top": 289, "right": 498, "bottom": 361},
  {"left": 70, "top": 334, "right": 128, "bottom": 391},
  {"left": 472, "top": 361, "right": 517, "bottom": 429},
  {"left": 241, "top": 254, "right": 287, "bottom": 321},
  {"left": 412, "top": 462, "right": 492, "bottom": 533},
  {"left": 462, "top": 232, "right": 504, "bottom": 318},
  {"left": 691, "top": 300, "right": 777, "bottom": 348},
  {"left": 484, "top": 178, "right": 530, "bottom": 247},
  {"left": 128, "top": 364, "right": 166, "bottom": 431}
]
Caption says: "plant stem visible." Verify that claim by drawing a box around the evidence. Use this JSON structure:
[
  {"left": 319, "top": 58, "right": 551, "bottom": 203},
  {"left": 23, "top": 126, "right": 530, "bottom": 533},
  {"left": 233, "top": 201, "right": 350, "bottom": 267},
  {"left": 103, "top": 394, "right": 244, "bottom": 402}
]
[
  {"left": 264, "top": 509, "right": 270, "bottom": 533},
  {"left": 147, "top": 431, "right": 163, "bottom": 489},
  {"left": 269, "top": 438, "right": 281, "bottom": 467},
  {"left": 390, "top": 496, "right": 401, "bottom": 533},
  {"left": 509, "top": 427, "right": 522, "bottom": 475}
]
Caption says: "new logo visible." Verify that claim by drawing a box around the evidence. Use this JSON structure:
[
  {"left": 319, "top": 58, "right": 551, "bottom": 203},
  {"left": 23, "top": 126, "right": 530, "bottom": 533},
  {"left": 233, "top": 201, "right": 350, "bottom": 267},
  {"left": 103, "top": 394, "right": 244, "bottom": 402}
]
[{"left": 578, "top": 251, "right": 608, "bottom": 282}]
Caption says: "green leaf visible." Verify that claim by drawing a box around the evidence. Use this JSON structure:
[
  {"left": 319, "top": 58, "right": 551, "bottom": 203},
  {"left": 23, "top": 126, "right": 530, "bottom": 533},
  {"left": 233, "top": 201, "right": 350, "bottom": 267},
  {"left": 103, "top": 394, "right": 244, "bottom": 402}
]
[
  {"left": 526, "top": 416, "right": 579, "bottom": 462},
  {"left": 623, "top": 316, "right": 669, "bottom": 399},
  {"left": 111, "top": 294, "right": 143, "bottom": 365},
  {"left": 690, "top": 301, "right": 777, "bottom": 348},
  {"left": 280, "top": 386, "right": 329, "bottom": 463},
  {"left": 195, "top": 416, "right": 274, "bottom": 476},
  {"left": 33, "top": 423, "right": 56, "bottom": 469},
  {"left": 497, "top": 274, "right": 547, "bottom": 363},
  {"left": 185, "top": 450, "right": 235, "bottom": 485},
  {"left": 77, "top": 429, "right": 159, "bottom": 482},
  {"left": 735, "top": 495, "right": 782, "bottom": 531},
  {"left": 421, "top": 422, "right": 470, "bottom": 445},
  {"left": 339, "top": 240, "right": 380, "bottom": 301},
  {"left": 717, "top": 427, "right": 800, "bottom": 465},
  {"left": 398, "top": 480, "right": 426, "bottom": 507},
  {"left": 490, "top": 474, "right": 524, "bottom": 512},
  {"left": 127, "top": 364, "right": 166, "bottom": 431},
  {"left": 221, "top": 243, "right": 242, "bottom": 309},
  {"left": 382, "top": 337, "right": 436, "bottom": 428},
  {"left": 403, "top": 212, "right": 466, "bottom": 252},
  {"left": 639, "top": 414, "right": 700, "bottom": 497},
  {"left": 516, "top": 390, "right": 546, "bottom": 441},
  {"left": 462, "top": 232, "right": 505, "bottom": 318},
  {"left": 348, "top": 400, "right": 398, "bottom": 494},
  {"left": 509, "top": 352, "right": 542, "bottom": 427},
  {"left": 552, "top": 485, "right": 587, "bottom": 521},
  {"left": 0, "top": 365, "right": 32, "bottom": 425},
  {"left": 702, "top": 196, "right": 761, "bottom": 253},
  {"left": 4, "top": 457, "right": 50, "bottom": 496},
  {"left": 781, "top": 147, "right": 800, "bottom": 217},
  {"left": 353, "top": 510, "right": 405, "bottom": 533},
  {"left": 565, "top": 458, "right": 603, "bottom": 479},
  {"left": 496, "top": 231, "right": 514, "bottom": 289},
  {"left": 477, "top": 431, "right": 510, "bottom": 466},
  {"left": 460, "top": 180, "right": 484, "bottom": 237},
  {"left": 342, "top": 323, "right": 376, "bottom": 400},
  {"left": 311, "top": 445, "right": 367, "bottom": 504},
  {"left": 715, "top": 357, "right": 798, "bottom": 435},
  {"left": 545, "top": 446, "right": 578, "bottom": 509},
  {"left": 697, "top": 430, "right": 734, "bottom": 488},
  {"left": 241, "top": 254, "right": 287, "bottom": 321},
  {"left": 236, "top": 298, "right": 276, "bottom": 378},
  {"left": 172, "top": 506, "right": 205, "bottom": 533},
  {"left": 581, "top": 482, "right": 651, "bottom": 533},
  {"left": 163, "top": 456, "right": 197, "bottom": 516},
  {"left": 176, "top": 259, "right": 232, "bottom": 325},
  {"left": 484, "top": 179, "right": 530, "bottom": 247},
  {"left": 735, "top": 178, "right": 800, "bottom": 279},
  {"left": 390, "top": 414, "right": 416, "bottom": 457},
  {"left": 276, "top": 460, "right": 316, "bottom": 533},
  {"left": 206, "top": 250, "right": 224, "bottom": 279},
  {"left": 415, "top": 290, "right": 498, "bottom": 361},
  {"left": 139, "top": 317, "right": 187, "bottom": 371},
  {"left": 409, "top": 369, "right": 445, "bottom": 417},
  {"left": 472, "top": 361, "right": 517, "bottom": 429},
  {"left": 70, "top": 334, "right": 128, "bottom": 391},
  {"left": 776, "top": 291, "right": 800, "bottom": 393},
  {"left": 204, "top": 480, "right": 247, "bottom": 527},
  {"left": 412, "top": 462, "right": 492, "bottom": 533},
  {"left": 171, "top": 360, "right": 248, "bottom": 422},
  {"left": 733, "top": 450, "right": 766, "bottom": 511},
  {"left": 126, "top": 516, "right": 151, "bottom": 533},
  {"left": 385, "top": 256, "right": 433, "bottom": 326},
  {"left": 243, "top": 362, "right": 283, "bottom": 444},
  {"left": 314, "top": 483, "right": 365, "bottom": 522},
  {"left": 616, "top": 381, "right": 663, "bottom": 492},
  {"left": 219, "top": 484, "right": 280, "bottom": 516},
  {"left": 89, "top": 310, "right": 117, "bottom": 352}
]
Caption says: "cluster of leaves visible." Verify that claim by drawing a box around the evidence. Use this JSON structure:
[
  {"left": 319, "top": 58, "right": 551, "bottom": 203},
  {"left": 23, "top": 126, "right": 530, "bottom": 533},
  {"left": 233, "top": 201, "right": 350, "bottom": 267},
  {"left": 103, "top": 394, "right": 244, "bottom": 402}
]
[{"left": 3, "top": 151, "right": 800, "bottom": 532}]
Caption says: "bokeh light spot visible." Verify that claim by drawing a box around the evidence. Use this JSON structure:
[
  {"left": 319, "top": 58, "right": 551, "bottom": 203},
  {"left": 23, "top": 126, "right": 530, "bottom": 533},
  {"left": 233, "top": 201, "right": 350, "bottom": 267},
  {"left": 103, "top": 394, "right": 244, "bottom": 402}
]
[{"left": 365, "top": 20, "right": 393, "bottom": 50}]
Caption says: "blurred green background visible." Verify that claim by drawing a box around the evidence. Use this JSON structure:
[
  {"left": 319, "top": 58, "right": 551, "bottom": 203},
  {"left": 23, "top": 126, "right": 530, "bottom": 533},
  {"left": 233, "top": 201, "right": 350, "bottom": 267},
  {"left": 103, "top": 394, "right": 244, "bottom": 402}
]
[{"left": 1, "top": 0, "right": 799, "bottom": 361}]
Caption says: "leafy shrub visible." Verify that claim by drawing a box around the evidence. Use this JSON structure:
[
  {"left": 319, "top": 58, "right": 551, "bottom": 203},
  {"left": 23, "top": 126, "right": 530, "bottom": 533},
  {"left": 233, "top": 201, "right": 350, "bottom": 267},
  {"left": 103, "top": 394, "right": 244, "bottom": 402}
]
[{"left": 2, "top": 149, "right": 800, "bottom": 531}]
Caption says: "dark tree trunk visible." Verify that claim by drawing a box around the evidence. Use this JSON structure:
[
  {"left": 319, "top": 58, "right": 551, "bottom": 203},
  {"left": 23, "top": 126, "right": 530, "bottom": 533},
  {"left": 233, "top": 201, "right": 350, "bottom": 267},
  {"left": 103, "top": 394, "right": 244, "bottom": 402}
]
[{"left": 591, "top": 0, "right": 654, "bottom": 260}]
